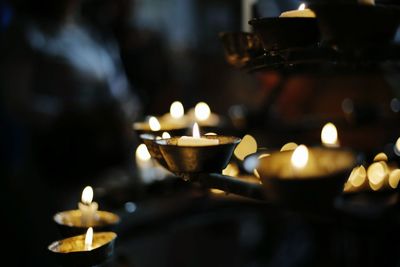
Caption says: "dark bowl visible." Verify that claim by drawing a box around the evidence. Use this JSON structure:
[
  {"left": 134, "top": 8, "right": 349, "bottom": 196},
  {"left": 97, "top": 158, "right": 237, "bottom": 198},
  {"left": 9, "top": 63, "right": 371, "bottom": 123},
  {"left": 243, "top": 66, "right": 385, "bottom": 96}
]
[
  {"left": 309, "top": 3, "right": 400, "bottom": 47},
  {"left": 256, "top": 147, "right": 357, "bottom": 210},
  {"left": 53, "top": 210, "right": 120, "bottom": 237},
  {"left": 219, "top": 31, "right": 264, "bottom": 67},
  {"left": 155, "top": 136, "right": 241, "bottom": 176},
  {"left": 248, "top": 17, "right": 320, "bottom": 51},
  {"left": 139, "top": 133, "right": 169, "bottom": 169},
  {"left": 48, "top": 232, "right": 116, "bottom": 267}
]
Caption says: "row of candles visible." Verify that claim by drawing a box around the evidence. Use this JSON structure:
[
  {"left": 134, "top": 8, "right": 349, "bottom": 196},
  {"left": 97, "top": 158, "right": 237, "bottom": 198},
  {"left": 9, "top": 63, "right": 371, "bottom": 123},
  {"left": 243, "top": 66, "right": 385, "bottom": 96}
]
[
  {"left": 135, "top": 100, "right": 400, "bottom": 194},
  {"left": 48, "top": 186, "right": 118, "bottom": 265}
]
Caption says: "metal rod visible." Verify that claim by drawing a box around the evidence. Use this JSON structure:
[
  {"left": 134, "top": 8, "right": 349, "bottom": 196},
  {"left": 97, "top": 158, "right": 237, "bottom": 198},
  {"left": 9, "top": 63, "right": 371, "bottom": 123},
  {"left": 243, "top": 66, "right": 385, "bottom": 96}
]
[{"left": 188, "top": 173, "right": 266, "bottom": 200}]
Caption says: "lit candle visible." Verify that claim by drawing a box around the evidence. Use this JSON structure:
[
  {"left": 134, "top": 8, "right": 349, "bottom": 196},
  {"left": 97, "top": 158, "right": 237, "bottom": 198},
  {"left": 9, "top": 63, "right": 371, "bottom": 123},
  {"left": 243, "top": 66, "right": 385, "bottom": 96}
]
[
  {"left": 177, "top": 123, "right": 219, "bottom": 146},
  {"left": 280, "top": 3, "right": 316, "bottom": 18},
  {"left": 321, "top": 122, "right": 340, "bottom": 148},
  {"left": 78, "top": 186, "right": 98, "bottom": 226}
]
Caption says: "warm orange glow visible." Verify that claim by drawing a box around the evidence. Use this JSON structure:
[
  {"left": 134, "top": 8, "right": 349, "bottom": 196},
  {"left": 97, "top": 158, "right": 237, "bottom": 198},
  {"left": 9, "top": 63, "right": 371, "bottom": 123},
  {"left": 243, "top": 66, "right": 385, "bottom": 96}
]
[
  {"left": 389, "top": 169, "right": 400, "bottom": 189},
  {"left": 162, "top": 132, "right": 171, "bottom": 139},
  {"left": 192, "top": 123, "right": 200, "bottom": 138},
  {"left": 205, "top": 132, "right": 217, "bottom": 136},
  {"left": 373, "top": 152, "right": 388, "bottom": 162},
  {"left": 81, "top": 186, "right": 93, "bottom": 205},
  {"left": 194, "top": 102, "right": 211, "bottom": 121},
  {"left": 136, "top": 144, "right": 151, "bottom": 161},
  {"left": 222, "top": 163, "right": 239, "bottom": 177},
  {"left": 348, "top": 165, "right": 366, "bottom": 187},
  {"left": 291, "top": 145, "right": 308, "bottom": 169},
  {"left": 85, "top": 227, "right": 93, "bottom": 250},
  {"left": 210, "top": 188, "right": 225, "bottom": 194},
  {"left": 298, "top": 3, "right": 306, "bottom": 10},
  {"left": 170, "top": 101, "right": 184, "bottom": 119},
  {"left": 253, "top": 169, "right": 260, "bottom": 178},
  {"left": 367, "top": 162, "right": 387, "bottom": 185},
  {"left": 149, "top": 116, "right": 161, "bottom": 131},
  {"left": 321, "top": 122, "right": 339, "bottom": 147},
  {"left": 280, "top": 142, "right": 298, "bottom": 151},
  {"left": 234, "top": 134, "right": 257, "bottom": 160}
]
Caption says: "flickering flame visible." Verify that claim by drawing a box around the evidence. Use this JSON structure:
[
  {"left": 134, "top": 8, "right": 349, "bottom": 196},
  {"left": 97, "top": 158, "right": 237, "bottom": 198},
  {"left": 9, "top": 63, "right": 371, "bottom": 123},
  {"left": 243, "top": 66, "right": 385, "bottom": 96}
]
[
  {"left": 192, "top": 122, "right": 200, "bottom": 138},
  {"left": 136, "top": 144, "right": 151, "bottom": 161},
  {"left": 81, "top": 186, "right": 93, "bottom": 205},
  {"left": 162, "top": 132, "right": 171, "bottom": 139},
  {"left": 321, "top": 122, "right": 338, "bottom": 147},
  {"left": 194, "top": 102, "right": 211, "bottom": 121},
  {"left": 149, "top": 116, "right": 161, "bottom": 131},
  {"left": 170, "top": 101, "right": 184, "bottom": 119},
  {"left": 367, "top": 162, "right": 387, "bottom": 185},
  {"left": 298, "top": 3, "right": 306, "bottom": 10},
  {"left": 85, "top": 227, "right": 93, "bottom": 250},
  {"left": 291, "top": 145, "right": 308, "bottom": 169},
  {"left": 348, "top": 165, "right": 366, "bottom": 187}
]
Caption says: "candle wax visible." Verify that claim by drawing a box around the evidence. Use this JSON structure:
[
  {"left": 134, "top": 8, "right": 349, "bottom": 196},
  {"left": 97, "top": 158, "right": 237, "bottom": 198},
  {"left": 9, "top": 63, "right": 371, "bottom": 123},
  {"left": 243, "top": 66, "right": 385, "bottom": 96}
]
[
  {"left": 280, "top": 9, "right": 315, "bottom": 18},
  {"left": 177, "top": 136, "right": 219, "bottom": 146},
  {"left": 78, "top": 202, "right": 98, "bottom": 226}
]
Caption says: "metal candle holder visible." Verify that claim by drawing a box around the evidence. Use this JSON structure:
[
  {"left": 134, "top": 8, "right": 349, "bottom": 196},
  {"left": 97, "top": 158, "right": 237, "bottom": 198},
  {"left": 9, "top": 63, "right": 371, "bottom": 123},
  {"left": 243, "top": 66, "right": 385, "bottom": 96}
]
[
  {"left": 53, "top": 210, "right": 120, "bottom": 237},
  {"left": 48, "top": 232, "right": 117, "bottom": 267}
]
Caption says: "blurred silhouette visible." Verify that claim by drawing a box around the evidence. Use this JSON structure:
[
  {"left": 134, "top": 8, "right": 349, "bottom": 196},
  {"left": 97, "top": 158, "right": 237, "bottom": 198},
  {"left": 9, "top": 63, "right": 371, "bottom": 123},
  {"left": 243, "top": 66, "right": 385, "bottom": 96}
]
[{"left": 1, "top": 0, "right": 142, "bottom": 265}]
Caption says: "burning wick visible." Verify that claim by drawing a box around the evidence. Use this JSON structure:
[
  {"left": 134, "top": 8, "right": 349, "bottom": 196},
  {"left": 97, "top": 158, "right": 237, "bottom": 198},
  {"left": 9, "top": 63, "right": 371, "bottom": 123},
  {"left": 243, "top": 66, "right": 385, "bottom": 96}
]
[{"left": 84, "top": 227, "right": 93, "bottom": 251}]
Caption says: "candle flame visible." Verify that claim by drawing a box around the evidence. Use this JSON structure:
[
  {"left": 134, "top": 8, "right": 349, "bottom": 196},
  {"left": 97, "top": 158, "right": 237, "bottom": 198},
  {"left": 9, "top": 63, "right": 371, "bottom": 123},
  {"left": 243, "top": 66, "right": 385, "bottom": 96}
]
[
  {"left": 192, "top": 122, "right": 200, "bottom": 138},
  {"left": 280, "top": 142, "right": 298, "bottom": 151},
  {"left": 149, "top": 116, "right": 161, "bottom": 131},
  {"left": 81, "top": 186, "right": 93, "bottom": 205},
  {"left": 162, "top": 132, "right": 171, "bottom": 139},
  {"left": 136, "top": 144, "right": 151, "bottom": 161},
  {"left": 194, "top": 102, "right": 211, "bottom": 121},
  {"left": 170, "top": 101, "right": 184, "bottom": 119},
  {"left": 321, "top": 122, "right": 338, "bottom": 147},
  {"left": 298, "top": 3, "right": 306, "bottom": 10},
  {"left": 291, "top": 145, "right": 308, "bottom": 169},
  {"left": 85, "top": 227, "right": 93, "bottom": 250}
]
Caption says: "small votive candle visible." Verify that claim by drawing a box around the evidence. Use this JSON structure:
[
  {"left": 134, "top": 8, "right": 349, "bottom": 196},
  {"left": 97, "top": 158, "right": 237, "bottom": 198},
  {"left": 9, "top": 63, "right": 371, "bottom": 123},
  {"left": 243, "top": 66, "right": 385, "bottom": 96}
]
[
  {"left": 78, "top": 186, "right": 98, "bottom": 226},
  {"left": 177, "top": 123, "right": 219, "bottom": 146}
]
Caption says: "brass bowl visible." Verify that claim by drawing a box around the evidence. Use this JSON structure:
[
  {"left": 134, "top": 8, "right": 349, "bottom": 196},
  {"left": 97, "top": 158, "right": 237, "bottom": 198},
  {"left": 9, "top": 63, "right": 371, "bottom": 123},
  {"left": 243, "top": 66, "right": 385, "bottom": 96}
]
[
  {"left": 248, "top": 17, "right": 320, "bottom": 51},
  {"left": 309, "top": 3, "right": 400, "bottom": 47},
  {"left": 53, "top": 210, "right": 120, "bottom": 237},
  {"left": 155, "top": 136, "right": 241, "bottom": 176},
  {"left": 48, "top": 232, "right": 116, "bottom": 267},
  {"left": 219, "top": 31, "right": 264, "bottom": 67},
  {"left": 139, "top": 133, "right": 169, "bottom": 169},
  {"left": 256, "top": 147, "right": 357, "bottom": 210}
]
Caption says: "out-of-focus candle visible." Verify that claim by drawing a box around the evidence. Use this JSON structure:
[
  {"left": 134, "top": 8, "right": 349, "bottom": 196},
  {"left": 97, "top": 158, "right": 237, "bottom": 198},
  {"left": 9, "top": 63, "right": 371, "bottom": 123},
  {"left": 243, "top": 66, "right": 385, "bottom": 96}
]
[
  {"left": 321, "top": 122, "right": 339, "bottom": 147},
  {"left": 78, "top": 186, "right": 98, "bottom": 226},
  {"left": 194, "top": 102, "right": 211, "bottom": 121},
  {"left": 177, "top": 123, "right": 219, "bottom": 146},
  {"left": 291, "top": 145, "right": 309, "bottom": 169},
  {"left": 149, "top": 116, "right": 161, "bottom": 131},
  {"left": 280, "top": 3, "right": 316, "bottom": 18},
  {"left": 170, "top": 101, "right": 184, "bottom": 119}
]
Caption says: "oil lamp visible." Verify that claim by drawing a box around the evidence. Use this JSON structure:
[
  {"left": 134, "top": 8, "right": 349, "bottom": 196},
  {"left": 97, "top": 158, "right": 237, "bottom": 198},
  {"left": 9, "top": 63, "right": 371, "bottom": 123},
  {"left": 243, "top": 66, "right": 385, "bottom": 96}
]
[
  {"left": 54, "top": 186, "right": 120, "bottom": 237},
  {"left": 48, "top": 227, "right": 117, "bottom": 267}
]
